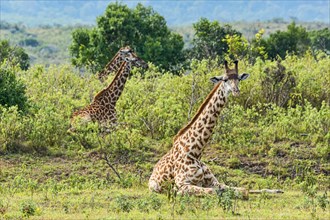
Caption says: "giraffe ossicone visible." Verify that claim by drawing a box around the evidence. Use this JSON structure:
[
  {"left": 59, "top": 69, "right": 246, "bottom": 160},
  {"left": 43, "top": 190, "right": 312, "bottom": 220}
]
[{"left": 149, "top": 60, "right": 283, "bottom": 197}]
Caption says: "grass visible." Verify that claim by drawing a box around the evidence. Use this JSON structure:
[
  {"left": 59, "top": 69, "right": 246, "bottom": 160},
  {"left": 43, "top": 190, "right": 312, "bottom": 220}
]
[{"left": 0, "top": 154, "right": 329, "bottom": 219}]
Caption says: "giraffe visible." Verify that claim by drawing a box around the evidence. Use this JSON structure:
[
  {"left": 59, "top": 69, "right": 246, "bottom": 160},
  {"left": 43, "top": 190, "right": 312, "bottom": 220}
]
[
  {"left": 149, "top": 60, "right": 283, "bottom": 197},
  {"left": 70, "top": 52, "right": 148, "bottom": 130},
  {"left": 97, "top": 46, "right": 138, "bottom": 82}
]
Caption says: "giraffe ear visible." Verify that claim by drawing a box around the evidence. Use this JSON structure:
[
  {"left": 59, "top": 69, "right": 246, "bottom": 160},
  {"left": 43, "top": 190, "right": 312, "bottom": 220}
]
[
  {"left": 238, "top": 73, "right": 249, "bottom": 81},
  {"left": 210, "top": 76, "right": 226, "bottom": 84}
]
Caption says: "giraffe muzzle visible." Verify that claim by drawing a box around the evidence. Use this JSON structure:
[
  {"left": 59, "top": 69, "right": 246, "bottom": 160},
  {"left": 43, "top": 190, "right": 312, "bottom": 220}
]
[{"left": 232, "top": 89, "right": 240, "bottom": 96}]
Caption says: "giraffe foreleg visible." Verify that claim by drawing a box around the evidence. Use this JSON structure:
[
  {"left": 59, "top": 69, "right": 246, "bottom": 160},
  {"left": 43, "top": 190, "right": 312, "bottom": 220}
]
[
  {"left": 201, "top": 162, "right": 249, "bottom": 199},
  {"left": 177, "top": 184, "right": 215, "bottom": 196},
  {"left": 200, "top": 162, "right": 221, "bottom": 188}
]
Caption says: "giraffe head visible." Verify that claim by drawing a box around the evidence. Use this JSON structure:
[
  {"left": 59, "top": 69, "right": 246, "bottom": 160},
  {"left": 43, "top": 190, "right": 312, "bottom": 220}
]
[
  {"left": 119, "top": 46, "right": 133, "bottom": 56},
  {"left": 125, "top": 53, "right": 149, "bottom": 69},
  {"left": 210, "top": 60, "right": 249, "bottom": 96}
]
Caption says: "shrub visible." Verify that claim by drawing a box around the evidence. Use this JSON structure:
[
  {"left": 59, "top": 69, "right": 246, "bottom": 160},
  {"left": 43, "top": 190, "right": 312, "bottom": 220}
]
[
  {"left": 114, "top": 195, "right": 134, "bottom": 213},
  {"left": 0, "top": 63, "right": 28, "bottom": 111},
  {"left": 0, "top": 105, "right": 25, "bottom": 153},
  {"left": 0, "top": 40, "right": 30, "bottom": 70},
  {"left": 20, "top": 200, "right": 37, "bottom": 217},
  {"left": 18, "top": 38, "right": 39, "bottom": 47}
]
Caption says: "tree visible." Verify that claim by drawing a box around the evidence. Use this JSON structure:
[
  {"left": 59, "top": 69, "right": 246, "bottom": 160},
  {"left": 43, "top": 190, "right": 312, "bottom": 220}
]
[
  {"left": 0, "top": 63, "right": 28, "bottom": 111},
  {"left": 309, "top": 28, "right": 330, "bottom": 55},
  {"left": 262, "top": 22, "right": 310, "bottom": 60},
  {"left": 0, "top": 40, "right": 30, "bottom": 70},
  {"left": 70, "top": 2, "right": 184, "bottom": 72},
  {"left": 187, "top": 18, "right": 241, "bottom": 61}
]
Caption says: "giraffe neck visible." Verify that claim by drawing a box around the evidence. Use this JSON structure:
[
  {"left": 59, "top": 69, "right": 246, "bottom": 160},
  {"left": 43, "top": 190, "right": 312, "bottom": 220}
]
[
  {"left": 175, "top": 82, "right": 229, "bottom": 159},
  {"left": 98, "top": 52, "right": 125, "bottom": 80},
  {"left": 94, "top": 61, "right": 131, "bottom": 109}
]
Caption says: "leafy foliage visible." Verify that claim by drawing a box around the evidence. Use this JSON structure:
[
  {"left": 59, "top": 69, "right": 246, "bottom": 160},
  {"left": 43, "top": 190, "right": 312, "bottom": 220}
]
[
  {"left": 70, "top": 2, "right": 184, "bottom": 72},
  {"left": 0, "top": 54, "right": 328, "bottom": 187},
  {"left": 261, "top": 22, "right": 311, "bottom": 60},
  {"left": 187, "top": 18, "right": 241, "bottom": 61},
  {"left": 0, "top": 40, "right": 30, "bottom": 70},
  {"left": 0, "top": 63, "right": 27, "bottom": 111},
  {"left": 309, "top": 28, "right": 330, "bottom": 55}
]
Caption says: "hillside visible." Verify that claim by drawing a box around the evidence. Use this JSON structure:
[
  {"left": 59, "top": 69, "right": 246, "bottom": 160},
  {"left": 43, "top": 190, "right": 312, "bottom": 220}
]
[{"left": 1, "top": 20, "right": 328, "bottom": 66}]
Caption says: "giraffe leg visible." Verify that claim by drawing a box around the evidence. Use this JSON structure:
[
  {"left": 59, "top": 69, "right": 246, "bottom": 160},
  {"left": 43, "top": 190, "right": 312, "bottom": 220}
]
[
  {"left": 177, "top": 184, "right": 215, "bottom": 196},
  {"left": 200, "top": 162, "right": 249, "bottom": 199},
  {"left": 174, "top": 172, "right": 216, "bottom": 196}
]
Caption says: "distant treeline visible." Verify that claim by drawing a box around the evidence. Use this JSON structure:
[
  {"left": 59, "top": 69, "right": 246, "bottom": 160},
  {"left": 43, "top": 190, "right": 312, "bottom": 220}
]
[{"left": 0, "top": 1, "right": 329, "bottom": 70}]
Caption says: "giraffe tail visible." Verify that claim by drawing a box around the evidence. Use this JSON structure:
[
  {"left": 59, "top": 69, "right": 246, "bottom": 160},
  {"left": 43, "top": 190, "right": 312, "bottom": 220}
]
[{"left": 248, "top": 189, "right": 284, "bottom": 194}]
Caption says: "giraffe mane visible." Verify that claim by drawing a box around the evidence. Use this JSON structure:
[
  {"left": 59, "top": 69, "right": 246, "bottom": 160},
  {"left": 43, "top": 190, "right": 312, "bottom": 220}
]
[
  {"left": 98, "top": 52, "right": 120, "bottom": 75},
  {"left": 97, "top": 46, "right": 137, "bottom": 77},
  {"left": 93, "top": 61, "right": 127, "bottom": 102},
  {"left": 173, "top": 81, "right": 223, "bottom": 142}
]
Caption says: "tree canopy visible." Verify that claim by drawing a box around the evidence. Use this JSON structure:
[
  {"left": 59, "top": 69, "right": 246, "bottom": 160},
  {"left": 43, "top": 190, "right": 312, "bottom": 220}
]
[
  {"left": 0, "top": 64, "right": 28, "bottom": 111},
  {"left": 261, "top": 22, "right": 310, "bottom": 60},
  {"left": 70, "top": 2, "right": 184, "bottom": 72},
  {"left": 187, "top": 18, "right": 241, "bottom": 61},
  {"left": 309, "top": 28, "right": 330, "bottom": 55},
  {"left": 0, "top": 40, "right": 30, "bottom": 70}
]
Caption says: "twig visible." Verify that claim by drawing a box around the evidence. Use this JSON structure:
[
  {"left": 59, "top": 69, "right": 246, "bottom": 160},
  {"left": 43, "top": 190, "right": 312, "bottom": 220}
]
[{"left": 102, "top": 153, "right": 121, "bottom": 180}]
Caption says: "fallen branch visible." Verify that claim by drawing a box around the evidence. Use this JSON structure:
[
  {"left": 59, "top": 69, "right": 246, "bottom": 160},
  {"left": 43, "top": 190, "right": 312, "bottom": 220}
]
[{"left": 102, "top": 153, "right": 121, "bottom": 180}]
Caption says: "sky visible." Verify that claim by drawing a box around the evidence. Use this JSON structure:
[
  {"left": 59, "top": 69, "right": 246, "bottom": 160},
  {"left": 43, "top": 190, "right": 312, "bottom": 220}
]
[{"left": 0, "top": 0, "right": 329, "bottom": 26}]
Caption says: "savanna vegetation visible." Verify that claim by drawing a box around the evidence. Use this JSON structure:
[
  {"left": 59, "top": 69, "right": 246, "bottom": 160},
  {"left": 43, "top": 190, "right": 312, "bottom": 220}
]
[{"left": 0, "top": 2, "right": 329, "bottom": 219}]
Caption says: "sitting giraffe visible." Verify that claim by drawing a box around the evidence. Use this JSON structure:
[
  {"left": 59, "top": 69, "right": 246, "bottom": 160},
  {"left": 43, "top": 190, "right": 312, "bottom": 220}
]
[
  {"left": 149, "top": 60, "right": 283, "bottom": 196},
  {"left": 97, "top": 46, "right": 138, "bottom": 82},
  {"left": 70, "top": 52, "right": 148, "bottom": 130}
]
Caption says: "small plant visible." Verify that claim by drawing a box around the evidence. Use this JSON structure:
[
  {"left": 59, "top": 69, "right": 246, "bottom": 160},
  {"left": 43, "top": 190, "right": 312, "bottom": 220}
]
[
  {"left": 20, "top": 200, "right": 37, "bottom": 217},
  {"left": 136, "top": 194, "right": 162, "bottom": 214},
  {"left": 149, "top": 194, "right": 162, "bottom": 211},
  {"left": 300, "top": 172, "right": 329, "bottom": 218},
  {"left": 0, "top": 199, "right": 9, "bottom": 215},
  {"left": 201, "top": 196, "right": 215, "bottom": 212},
  {"left": 165, "top": 181, "right": 178, "bottom": 217},
  {"left": 118, "top": 174, "right": 136, "bottom": 188},
  {"left": 216, "top": 188, "right": 241, "bottom": 214},
  {"left": 62, "top": 201, "right": 70, "bottom": 214},
  {"left": 137, "top": 198, "right": 150, "bottom": 213},
  {"left": 317, "top": 191, "right": 329, "bottom": 211},
  {"left": 227, "top": 157, "right": 241, "bottom": 169},
  {"left": 114, "top": 195, "right": 134, "bottom": 213},
  {"left": 175, "top": 196, "right": 188, "bottom": 215}
]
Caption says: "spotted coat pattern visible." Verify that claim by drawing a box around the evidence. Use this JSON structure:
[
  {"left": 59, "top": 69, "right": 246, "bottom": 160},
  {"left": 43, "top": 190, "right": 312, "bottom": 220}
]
[
  {"left": 97, "top": 46, "right": 137, "bottom": 82},
  {"left": 70, "top": 54, "right": 148, "bottom": 127},
  {"left": 149, "top": 61, "right": 249, "bottom": 196}
]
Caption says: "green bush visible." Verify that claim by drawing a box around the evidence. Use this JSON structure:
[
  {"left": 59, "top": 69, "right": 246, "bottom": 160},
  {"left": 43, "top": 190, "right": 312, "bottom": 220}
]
[
  {"left": 0, "top": 52, "right": 328, "bottom": 179},
  {"left": 114, "top": 195, "right": 134, "bottom": 213},
  {"left": 0, "top": 40, "right": 30, "bottom": 70},
  {"left": 20, "top": 200, "right": 37, "bottom": 217},
  {"left": 0, "top": 63, "right": 28, "bottom": 111},
  {"left": 0, "top": 105, "right": 25, "bottom": 153}
]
